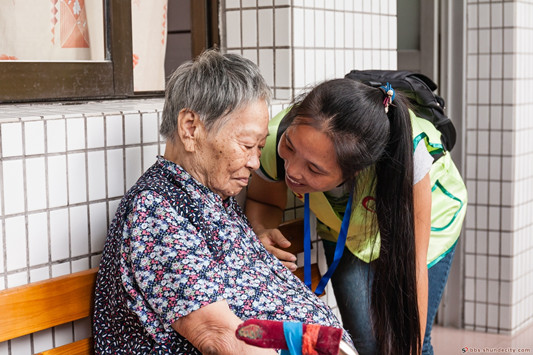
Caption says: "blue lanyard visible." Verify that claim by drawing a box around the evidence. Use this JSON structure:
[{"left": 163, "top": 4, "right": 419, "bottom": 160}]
[{"left": 304, "top": 191, "right": 353, "bottom": 296}]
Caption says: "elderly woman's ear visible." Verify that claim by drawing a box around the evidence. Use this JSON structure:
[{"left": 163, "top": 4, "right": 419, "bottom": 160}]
[{"left": 177, "top": 109, "right": 205, "bottom": 152}]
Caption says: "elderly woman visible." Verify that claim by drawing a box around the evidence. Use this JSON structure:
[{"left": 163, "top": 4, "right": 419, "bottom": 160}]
[{"left": 93, "top": 50, "right": 349, "bottom": 354}]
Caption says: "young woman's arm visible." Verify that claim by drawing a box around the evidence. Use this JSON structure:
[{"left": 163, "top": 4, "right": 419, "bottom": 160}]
[
  {"left": 413, "top": 173, "right": 432, "bottom": 348},
  {"left": 245, "top": 171, "right": 297, "bottom": 270},
  {"left": 172, "top": 300, "right": 277, "bottom": 355}
]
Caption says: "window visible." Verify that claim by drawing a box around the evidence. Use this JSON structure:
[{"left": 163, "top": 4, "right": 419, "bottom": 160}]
[{"left": 0, "top": 0, "right": 219, "bottom": 103}]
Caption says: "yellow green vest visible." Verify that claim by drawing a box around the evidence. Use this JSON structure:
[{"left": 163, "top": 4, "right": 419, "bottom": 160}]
[{"left": 260, "top": 108, "right": 468, "bottom": 267}]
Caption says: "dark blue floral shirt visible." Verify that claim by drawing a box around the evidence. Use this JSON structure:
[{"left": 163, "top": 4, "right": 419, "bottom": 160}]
[{"left": 93, "top": 156, "right": 348, "bottom": 354}]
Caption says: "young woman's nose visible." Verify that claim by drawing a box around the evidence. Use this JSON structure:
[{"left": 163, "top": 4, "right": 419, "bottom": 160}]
[{"left": 284, "top": 158, "right": 304, "bottom": 180}]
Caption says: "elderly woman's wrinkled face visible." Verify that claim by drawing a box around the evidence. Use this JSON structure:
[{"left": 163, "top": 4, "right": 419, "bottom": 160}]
[{"left": 198, "top": 100, "right": 269, "bottom": 200}]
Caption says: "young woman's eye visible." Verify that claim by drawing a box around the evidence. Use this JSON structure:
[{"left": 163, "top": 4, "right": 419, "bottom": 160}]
[
  {"left": 308, "top": 166, "right": 320, "bottom": 174},
  {"left": 285, "top": 141, "right": 294, "bottom": 151}
]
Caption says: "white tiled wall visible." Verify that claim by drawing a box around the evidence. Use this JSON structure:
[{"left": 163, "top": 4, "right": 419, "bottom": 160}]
[
  {"left": 0, "top": 99, "right": 165, "bottom": 353},
  {"left": 221, "top": 0, "right": 397, "bottom": 320},
  {"left": 464, "top": 0, "right": 533, "bottom": 334},
  {"left": 223, "top": 0, "right": 396, "bottom": 100}
]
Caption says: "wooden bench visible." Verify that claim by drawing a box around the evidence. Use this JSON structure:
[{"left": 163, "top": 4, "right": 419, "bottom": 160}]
[
  {"left": 0, "top": 267, "right": 98, "bottom": 355},
  {"left": 0, "top": 219, "right": 321, "bottom": 354}
]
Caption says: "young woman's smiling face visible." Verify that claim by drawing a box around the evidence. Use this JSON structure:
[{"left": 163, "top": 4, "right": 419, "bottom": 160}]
[{"left": 278, "top": 122, "right": 344, "bottom": 194}]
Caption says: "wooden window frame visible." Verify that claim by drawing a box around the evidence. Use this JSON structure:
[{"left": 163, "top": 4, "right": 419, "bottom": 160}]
[
  {"left": 0, "top": 0, "right": 132, "bottom": 103},
  {"left": 0, "top": 0, "right": 219, "bottom": 104}
]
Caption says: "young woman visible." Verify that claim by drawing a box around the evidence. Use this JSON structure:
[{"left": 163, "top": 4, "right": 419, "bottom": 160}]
[{"left": 245, "top": 78, "right": 467, "bottom": 355}]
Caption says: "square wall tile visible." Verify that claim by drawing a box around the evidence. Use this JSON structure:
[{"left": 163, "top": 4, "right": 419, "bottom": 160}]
[
  {"left": 87, "top": 151, "right": 106, "bottom": 201},
  {"left": 476, "top": 254, "right": 488, "bottom": 279},
  {"left": 108, "top": 199, "right": 121, "bottom": 222},
  {"left": 464, "top": 301, "right": 475, "bottom": 325},
  {"left": 487, "top": 232, "right": 500, "bottom": 255},
  {"left": 48, "top": 155, "right": 68, "bottom": 208},
  {"left": 225, "top": 0, "right": 241, "bottom": 9},
  {"left": 67, "top": 118, "right": 85, "bottom": 151},
  {"left": 46, "top": 119, "right": 67, "bottom": 153},
  {"left": 24, "top": 120, "right": 45, "bottom": 155},
  {"left": 70, "top": 205, "right": 89, "bottom": 257},
  {"left": 72, "top": 258, "right": 89, "bottom": 273},
  {"left": 242, "top": 10, "right": 258, "bottom": 47},
  {"left": 258, "top": 9, "right": 273, "bottom": 47},
  {"left": 67, "top": 153, "right": 87, "bottom": 204},
  {"left": 304, "top": 8, "right": 315, "bottom": 47},
  {"left": 54, "top": 323, "right": 74, "bottom": 348},
  {"left": 488, "top": 280, "right": 500, "bottom": 304},
  {"left": 315, "top": 10, "right": 325, "bottom": 47},
  {"left": 490, "top": 3, "right": 503, "bottom": 28},
  {"left": 124, "top": 114, "right": 141, "bottom": 145},
  {"left": 324, "top": 11, "right": 335, "bottom": 48},
  {"left": 107, "top": 149, "right": 125, "bottom": 197},
  {"left": 143, "top": 145, "right": 159, "bottom": 172},
  {"left": 275, "top": 49, "right": 291, "bottom": 88},
  {"left": 258, "top": 49, "right": 274, "bottom": 87},
  {"left": 315, "top": 49, "right": 326, "bottom": 83},
  {"left": 292, "top": 7, "right": 306, "bottom": 48},
  {"left": 28, "top": 212, "right": 49, "bottom": 266},
  {"left": 3, "top": 159, "right": 25, "bottom": 215},
  {"left": 294, "top": 49, "right": 305, "bottom": 88},
  {"left": 335, "top": 12, "right": 345, "bottom": 48},
  {"left": 142, "top": 112, "right": 159, "bottom": 143},
  {"left": 1, "top": 122, "right": 23, "bottom": 157},
  {"left": 90, "top": 202, "right": 108, "bottom": 253},
  {"left": 33, "top": 329, "right": 54, "bottom": 354},
  {"left": 74, "top": 317, "right": 92, "bottom": 341},
  {"left": 10, "top": 334, "right": 31, "bottom": 354},
  {"left": 87, "top": 116, "right": 105, "bottom": 148},
  {"left": 106, "top": 115, "right": 123, "bottom": 147},
  {"left": 5, "top": 216, "right": 27, "bottom": 271},
  {"left": 475, "top": 303, "right": 487, "bottom": 328},
  {"left": 478, "top": 3, "right": 490, "bottom": 28},
  {"left": 274, "top": 7, "right": 290, "bottom": 47},
  {"left": 30, "top": 266, "right": 51, "bottom": 282},
  {"left": 50, "top": 208, "right": 69, "bottom": 262},
  {"left": 7, "top": 271, "right": 28, "bottom": 288},
  {"left": 226, "top": 11, "right": 242, "bottom": 48},
  {"left": 242, "top": 49, "right": 258, "bottom": 65},
  {"left": 125, "top": 147, "right": 142, "bottom": 191},
  {"left": 26, "top": 157, "right": 47, "bottom": 211},
  {"left": 51, "top": 261, "right": 70, "bottom": 277},
  {"left": 476, "top": 279, "right": 487, "bottom": 303}
]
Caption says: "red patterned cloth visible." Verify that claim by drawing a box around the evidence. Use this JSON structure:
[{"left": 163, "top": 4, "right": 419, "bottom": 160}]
[{"left": 236, "top": 319, "right": 343, "bottom": 355}]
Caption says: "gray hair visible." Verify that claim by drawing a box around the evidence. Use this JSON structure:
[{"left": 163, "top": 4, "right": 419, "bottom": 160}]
[{"left": 160, "top": 50, "right": 272, "bottom": 139}]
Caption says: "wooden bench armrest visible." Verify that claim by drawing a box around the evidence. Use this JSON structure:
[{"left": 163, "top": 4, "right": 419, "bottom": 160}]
[
  {"left": 0, "top": 268, "right": 98, "bottom": 342},
  {"left": 36, "top": 337, "right": 94, "bottom": 355}
]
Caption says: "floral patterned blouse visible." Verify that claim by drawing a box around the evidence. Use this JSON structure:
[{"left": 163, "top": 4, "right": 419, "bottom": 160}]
[{"left": 93, "top": 156, "right": 349, "bottom": 354}]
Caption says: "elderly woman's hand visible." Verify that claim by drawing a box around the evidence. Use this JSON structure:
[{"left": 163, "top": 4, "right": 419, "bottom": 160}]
[
  {"left": 173, "top": 300, "right": 278, "bottom": 355},
  {"left": 256, "top": 228, "right": 298, "bottom": 271}
]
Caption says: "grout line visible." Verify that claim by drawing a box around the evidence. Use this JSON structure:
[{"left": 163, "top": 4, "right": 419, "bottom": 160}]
[{"left": 21, "top": 120, "right": 31, "bottom": 285}]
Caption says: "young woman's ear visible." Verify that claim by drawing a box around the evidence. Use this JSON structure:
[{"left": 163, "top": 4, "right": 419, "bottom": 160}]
[{"left": 177, "top": 109, "right": 204, "bottom": 152}]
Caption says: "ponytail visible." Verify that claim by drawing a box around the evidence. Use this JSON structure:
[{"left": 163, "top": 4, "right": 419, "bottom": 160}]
[{"left": 372, "top": 94, "right": 421, "bottom": 354}]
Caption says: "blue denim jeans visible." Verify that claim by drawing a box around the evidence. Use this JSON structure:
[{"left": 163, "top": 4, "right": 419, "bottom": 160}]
[{"left": 322, "top": 240, "right": 457, "bottom": 355}]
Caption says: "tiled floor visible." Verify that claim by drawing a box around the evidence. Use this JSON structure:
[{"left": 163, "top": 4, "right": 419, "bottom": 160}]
[{"left": 432, "top": 323, "right": 533, "bottom": 354}]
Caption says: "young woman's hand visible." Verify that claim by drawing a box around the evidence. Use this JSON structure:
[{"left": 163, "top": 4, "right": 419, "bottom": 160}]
[{"left": 256, "top": 228, "right": 297, "bottom": 271}]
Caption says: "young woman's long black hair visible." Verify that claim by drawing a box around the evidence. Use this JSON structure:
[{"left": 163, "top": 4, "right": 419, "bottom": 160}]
[{"left": 285, "top": 78, "right": 421, "bottom": 354}]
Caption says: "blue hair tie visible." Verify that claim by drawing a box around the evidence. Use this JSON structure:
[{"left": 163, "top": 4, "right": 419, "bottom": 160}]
[{"left": 380, "top": 82, "right": 395, "bottom": 113}]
